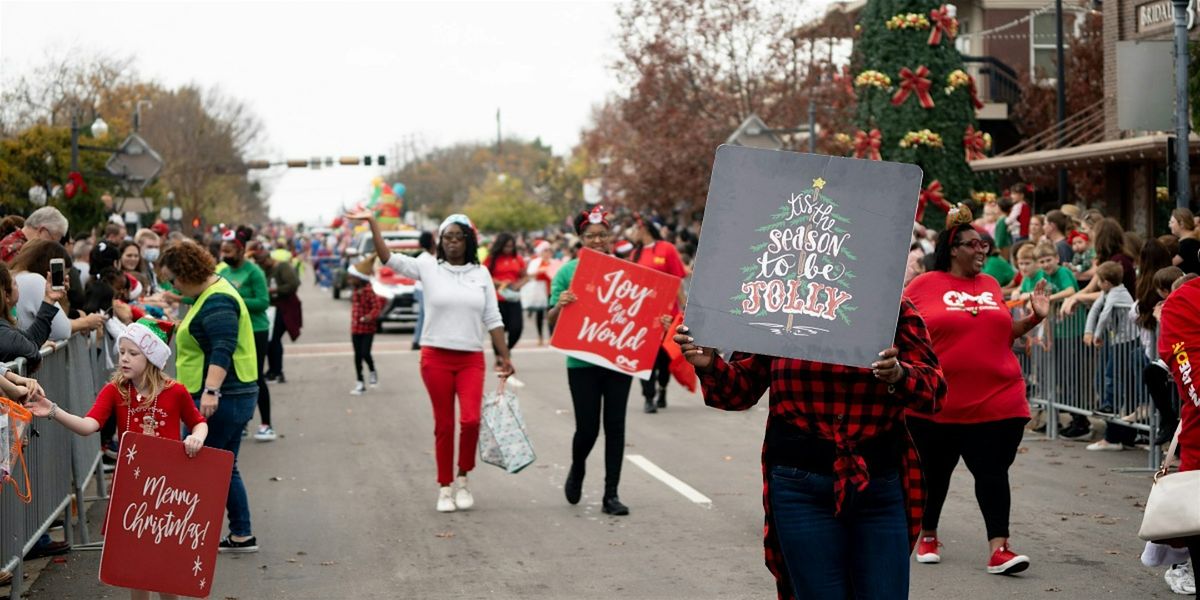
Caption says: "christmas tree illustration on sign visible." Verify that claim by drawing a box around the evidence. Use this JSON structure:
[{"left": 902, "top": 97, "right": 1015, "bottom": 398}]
[{"left": 731, "top": 176, "right": 858, "bottom": 337}]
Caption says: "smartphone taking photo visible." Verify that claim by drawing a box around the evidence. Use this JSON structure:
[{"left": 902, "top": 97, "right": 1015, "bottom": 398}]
[{"left": 49, "top": 258, "right": 65, "bottom": 291}]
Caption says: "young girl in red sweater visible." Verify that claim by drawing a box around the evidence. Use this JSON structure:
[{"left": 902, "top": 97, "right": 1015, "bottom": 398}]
[{"left": 24, "top": 317, "right": 207, "bottom": 600}]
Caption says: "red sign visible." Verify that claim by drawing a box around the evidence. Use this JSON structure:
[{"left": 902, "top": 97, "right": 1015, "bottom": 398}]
[
  {"left": 550, "top": 248, "right": 681, "bottom": 379},
  {"left": 100, "top": 431, "right": 233, "bottom": 598}
]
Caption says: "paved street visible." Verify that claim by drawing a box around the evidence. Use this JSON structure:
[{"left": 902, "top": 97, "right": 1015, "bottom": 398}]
[{"left": 30, "top": 281, "right": 1179, "bottom": 599}]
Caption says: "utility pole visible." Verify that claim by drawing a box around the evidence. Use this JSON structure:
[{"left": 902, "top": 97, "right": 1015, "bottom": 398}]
[
  {"left": 1173, "top": 0, "right": 1192, "bottom": 209},
  {"left": 1054, "top": 0, "right": 1068, "bottom": 204},
  {"left": 496, "top": 108, "right": 502, "bottom": 156}
]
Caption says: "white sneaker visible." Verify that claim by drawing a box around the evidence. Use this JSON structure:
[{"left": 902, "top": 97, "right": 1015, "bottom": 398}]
[
  {"left": 253, "top": 425, "right": 277, "bottom": 442},
  {"left": 505, "top": 375, "right": 525, "bottom": 389},
  {"left": 368, "top": 371, "right": 379, "bottom": 387},
  {"left": 1165, "top": 562, "right": 1196, "bottom": 595},
  {"left": 436, "top": 486, "right": 457, "bottom": 512},
  {"left": 350, "top": 381, "right": 367, "bottom": 395},
  {"left": 454, "top": 476, "right": 474, "bottom": 510},
  {"left": 1086, "top": 440, "right": 1127, "bottom": 451}
]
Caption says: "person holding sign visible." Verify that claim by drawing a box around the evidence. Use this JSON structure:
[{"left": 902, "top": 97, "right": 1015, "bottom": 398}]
[
  {"left": 345, "top": 210, "right": 514, "bottom": 513},
  {"left": 904, "top": 204, "right": 1045, "bottom": 576},
  {"left": 630, "top": 216, "right": 687, "bottom": 413},
  {"left": 25, "top": 317, "right": 208, "bottom": 600},
  {"left": 673, "top": 306, "right": 945, "bottom": 598},
  {"left": 548, "top": 206, "right": 634, "bottom": 516}
]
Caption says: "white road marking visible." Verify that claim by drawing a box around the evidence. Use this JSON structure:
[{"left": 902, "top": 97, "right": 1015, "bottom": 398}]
[{"left": 626, "top": 454, "right": 712, "bottom": 507}]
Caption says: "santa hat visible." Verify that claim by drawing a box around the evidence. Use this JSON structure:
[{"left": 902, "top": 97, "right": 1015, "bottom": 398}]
[
  {"left": 1068, "top": 230, "right": 1089, "bottom": 244},
  {"left": 614, "top": 240, "right": 634, "bottom": 256},
  {"left": 119, "top": 317, "right": 175, "bottom": 370}
]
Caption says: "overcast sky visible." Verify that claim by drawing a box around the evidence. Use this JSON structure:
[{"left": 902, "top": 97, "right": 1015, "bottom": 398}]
[
  {"left": 1, "top": 0, "right": 831, "bottom": 225},
  {"left": 0, "top": 0, "right": 626, "bottom": 224}
]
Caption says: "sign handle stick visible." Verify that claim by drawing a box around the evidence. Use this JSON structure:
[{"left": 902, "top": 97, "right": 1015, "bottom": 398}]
[{"left": 785, "top": 250, "right": 806, "bottom": 334}]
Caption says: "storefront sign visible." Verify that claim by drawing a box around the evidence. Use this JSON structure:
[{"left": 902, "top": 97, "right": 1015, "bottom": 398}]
[{"left": 1137, "top": 0, "right": 1194, "bottom": 34}]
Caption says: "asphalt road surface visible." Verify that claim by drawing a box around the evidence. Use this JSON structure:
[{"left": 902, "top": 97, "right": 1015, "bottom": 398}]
[{"left": 30, "top": 280, "right": 1182, "bottom": 599}]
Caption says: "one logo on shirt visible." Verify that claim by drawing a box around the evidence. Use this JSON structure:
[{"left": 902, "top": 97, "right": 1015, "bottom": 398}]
[
  {"left": 1172, "top": 342, "right": 1200, "bottom": 407},
  {"left": 942, "top": 290, "right": 1000, "bottom": 313}
]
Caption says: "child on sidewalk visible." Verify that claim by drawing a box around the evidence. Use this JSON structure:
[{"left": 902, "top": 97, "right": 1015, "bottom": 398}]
[
  {"left": 1083, "top": 261, "right": 1137, "bottom": 422},
  {"left": 349, "top": 257, "right": 386, "bottom": 395},
  {"left": 23, "top": 317, "right": 206, "bottom": 600}
]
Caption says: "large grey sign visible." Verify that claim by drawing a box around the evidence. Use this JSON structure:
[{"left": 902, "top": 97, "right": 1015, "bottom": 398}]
[{"left": 685, "top": 145, "right": 922, "bottom": 369}]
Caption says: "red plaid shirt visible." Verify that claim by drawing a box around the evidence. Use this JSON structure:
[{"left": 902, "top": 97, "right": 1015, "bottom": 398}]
[
  {"left": 351, "top": 284, "right": 387, "bottom": 334},
  {"left": 0, "top": 229, "right": 27, "bottom": 264},
  {"left": 699, "top": 299, "right": 945, "bottom": 600}
]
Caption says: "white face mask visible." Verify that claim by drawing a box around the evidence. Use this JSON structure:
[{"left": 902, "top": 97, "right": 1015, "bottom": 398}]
[{"left": 143, "top": 248, "right": 160, "bottom": 263}]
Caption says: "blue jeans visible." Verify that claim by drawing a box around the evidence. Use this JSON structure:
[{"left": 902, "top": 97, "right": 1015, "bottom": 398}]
[
  {"left": 194, "top": 387, "right": 257, "bottom": 537},
  {"left": 768, "top": 466, "right": 910, "bottom": 599}
]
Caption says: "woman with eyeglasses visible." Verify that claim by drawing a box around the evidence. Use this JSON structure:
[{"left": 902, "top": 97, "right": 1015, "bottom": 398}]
[
  {"left": 548, "top": 206, "right": 634, "bottom": 515},
  {"left": 345, "top": 210, "right": 514, "bottom": 514},
  {"left": 903, "top": 204, "right": 1049, "bottom": 576}
]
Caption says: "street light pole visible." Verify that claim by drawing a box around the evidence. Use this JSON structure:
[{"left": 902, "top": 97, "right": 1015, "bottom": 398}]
[
  {"left": 70, "top": 114, "right": 81, "bottom": 173},
  {"left": 1173, "top": 0, "right": 1192, "bottom": 209},
  {"left": 1054, "top": 0, "right": 1068, "bottom": 203},
  {"left": 808, "top": 102, "right": 817, "bottom": 154}
]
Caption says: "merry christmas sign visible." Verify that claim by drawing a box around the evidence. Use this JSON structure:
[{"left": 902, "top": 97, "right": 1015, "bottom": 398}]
[
  {"left": 685, "top": 145, "right": 922, "bottom": 368},
  {"left": 100, "top": 431, "right": 233, "bottom": 598},
  {"left": 551, "top": 248, "right": 681, "bottom": 379}
]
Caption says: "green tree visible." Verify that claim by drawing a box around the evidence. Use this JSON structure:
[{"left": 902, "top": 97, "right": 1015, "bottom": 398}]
[
  {"left": 853, "top": 0, "right": 991, "bottom": 226},
  {"left": 465, "top": 175, "right": 555, "bottom": 233},
  {"left": 0, "top": 125, "right": 109, "bottom": 233}
]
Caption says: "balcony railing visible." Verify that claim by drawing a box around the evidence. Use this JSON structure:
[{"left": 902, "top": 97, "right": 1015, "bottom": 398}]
[{"left": 962, "top": 55, "right": 1022, "bottom": 106}]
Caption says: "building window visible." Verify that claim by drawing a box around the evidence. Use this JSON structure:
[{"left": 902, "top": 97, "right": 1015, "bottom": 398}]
[{"left": 1031, "top": 12, "right": 1066, "bottom": 81}]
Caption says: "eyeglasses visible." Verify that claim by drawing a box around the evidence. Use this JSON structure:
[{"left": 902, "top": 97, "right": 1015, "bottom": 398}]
[
  {"left": 582, "top": 232, "right": 612, "bottom": 242},
  {"left": 441, "top": 232, "right": 467, "bottom": 242},
  {"left": 955, "top": 239, "right": 991, "bottom": 252}
]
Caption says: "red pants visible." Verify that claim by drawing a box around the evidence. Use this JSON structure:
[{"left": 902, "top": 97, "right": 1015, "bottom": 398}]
[{"left": 419, "top": 347, "right": 486, "bottom": 486}]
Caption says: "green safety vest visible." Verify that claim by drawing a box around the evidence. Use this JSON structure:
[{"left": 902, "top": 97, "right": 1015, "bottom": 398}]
[{"left": 175, "top": 278, "right": 258, "bottom": 393}]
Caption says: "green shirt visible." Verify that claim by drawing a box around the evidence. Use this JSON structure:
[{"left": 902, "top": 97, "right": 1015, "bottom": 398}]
[
  {"left": 549, "top": 259, "right": 591, "bottom": 369},
  {"left": 216, "top": 260, "right": 271, "bottom": 331},
  {"left": 1021, "top": 266, "right": 1083, "bottom": 337},
  {"left": 982, "top": 256, "right": 1016, "bottom": 287},
  {"left": 994, "top": 218, "right": 1012, "bottom": 249}
]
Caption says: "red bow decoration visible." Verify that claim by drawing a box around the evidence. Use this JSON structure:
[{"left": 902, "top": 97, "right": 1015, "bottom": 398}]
[
  {"left": 928, "top": 5, "right": 957, "bottom": 46},
  {"left": 853, "top": 129, "right": 882, "bottom": 161},
  {"left": 963, "top": 126, "right": 988, "bottom": 161},
  {"left": 966, "top": 74, "right": 985, "bottom": 110},
  {"left": 891, "top": 66, "right": 935, "bottom": 109},
  {"left": 63, "top": 171, "right": 86, "bottom": 200},
  {"left": 916, "top": 180, "right": 951, "bottom": 222}
]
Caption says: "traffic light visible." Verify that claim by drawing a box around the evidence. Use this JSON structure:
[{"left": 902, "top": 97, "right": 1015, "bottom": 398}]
[
  {"left": 377, "top": 155, "right": 386, "bottom": 166},
  {"left": 363, "top": 156, "right": 372, "bottom": 166}
]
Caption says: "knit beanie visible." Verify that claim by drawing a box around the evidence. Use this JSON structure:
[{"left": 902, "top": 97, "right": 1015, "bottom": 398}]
[{"left": 119, "top": 317, "right": 175, "bottom": 370}]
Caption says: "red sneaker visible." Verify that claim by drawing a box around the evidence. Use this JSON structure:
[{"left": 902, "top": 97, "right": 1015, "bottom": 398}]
[
  {"left": 987, "top": 544, "right": 1030, "bottom": 575},
  {"left": 915, "top": 536, "right": 941, "bottom": 564}
]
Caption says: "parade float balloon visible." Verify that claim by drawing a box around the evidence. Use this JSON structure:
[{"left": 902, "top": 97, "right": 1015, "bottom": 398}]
[{"left": 392, "top": 183, "right": 406, "bottom": 197}]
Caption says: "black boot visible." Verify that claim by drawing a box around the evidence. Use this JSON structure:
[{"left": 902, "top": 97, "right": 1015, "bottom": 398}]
[
  {"left": 602, "top": 493, "right": 629, "bottom": 516},
  {"left": 564, "top": 463, "right": 584, "bottom": 505},
  {"left": 656, "top": 388, "right": 667, "bottom": 409},
  {"left": 643, "top": 397, "right": 657, "bottom": 414}
]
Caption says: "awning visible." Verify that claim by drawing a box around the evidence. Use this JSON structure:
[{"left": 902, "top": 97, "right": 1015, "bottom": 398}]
[{"left": 969, "top": 133, "right": 1200, "bottom": 172}]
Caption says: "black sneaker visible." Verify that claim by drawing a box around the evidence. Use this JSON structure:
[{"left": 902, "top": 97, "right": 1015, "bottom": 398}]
[
  {"left": 564, "top": 464, "right": 584, "bottom": 505},
  {"left": 656, "top": 389, "right": 667, "bottom": 409},
  {"left": 602, "top": 495, "right": 630, "bottom": 516},
  {"left": 218, "top": 535, "right": 259, "bottom": 553},
  {"left": 643, "top": 399, "right": 657, "bottom": 414},
  {"left": 277, "top": 373, "right": 286, "bottom": 384},
  {"left": 1059, "top": 424, "right": 1091, "bottom": 439}
]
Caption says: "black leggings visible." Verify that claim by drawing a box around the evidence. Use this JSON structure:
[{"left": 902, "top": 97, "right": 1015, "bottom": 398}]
[
  {"left": 528, "top": 308, "right": 546, "bottom": 340},
  {"left": 352, "top": 333, "right": 376, "bottom": 381},
  {"left": 567, "top": 367, "right": 633, "bottom": 494},
  {"left": 266, "top": 308, "right": 286, "bottom": 377},
  {"left": 1107, "top": 362, "right": 1180, "bottom": 444},
  {"left": 640, "top": 348, "right": 672, "bottom": 399},
  {"left": 497, "top": 300, "right": 523, "bottom": 350},
  {"left": 907, "top": 416, "right": 1027, "bottom": 540},
  {"left": 254, "top": 329, "right": 271, "bottom": 426}
]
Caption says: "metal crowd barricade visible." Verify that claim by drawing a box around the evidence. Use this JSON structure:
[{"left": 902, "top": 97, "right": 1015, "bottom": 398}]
[
  {"left": 0, "top": 332, "right": 111, "bottom": 598},
  {"left": 1017, "top": 300, "right": 1163, "bottom": 471}
]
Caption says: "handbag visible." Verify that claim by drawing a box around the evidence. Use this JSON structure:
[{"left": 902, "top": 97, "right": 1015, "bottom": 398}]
[
  {"left": 478, "top": 380, "right": 536, "bottom": 473},
  {"left": 1138, "top": 423, "right": 1200, "bottom": 542},
  {"left": 0, "top": 397, "right": 32, "bottom": 503}
]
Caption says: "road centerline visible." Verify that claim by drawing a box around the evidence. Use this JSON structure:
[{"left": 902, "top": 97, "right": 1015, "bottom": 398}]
[{"left": 626, "top": 454, "right": 712, "bottom": 508}]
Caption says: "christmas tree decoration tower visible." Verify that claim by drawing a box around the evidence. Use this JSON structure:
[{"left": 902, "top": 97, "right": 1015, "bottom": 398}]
[{"left": 852, "top": 0, "right": 993, "bottom": 227}]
